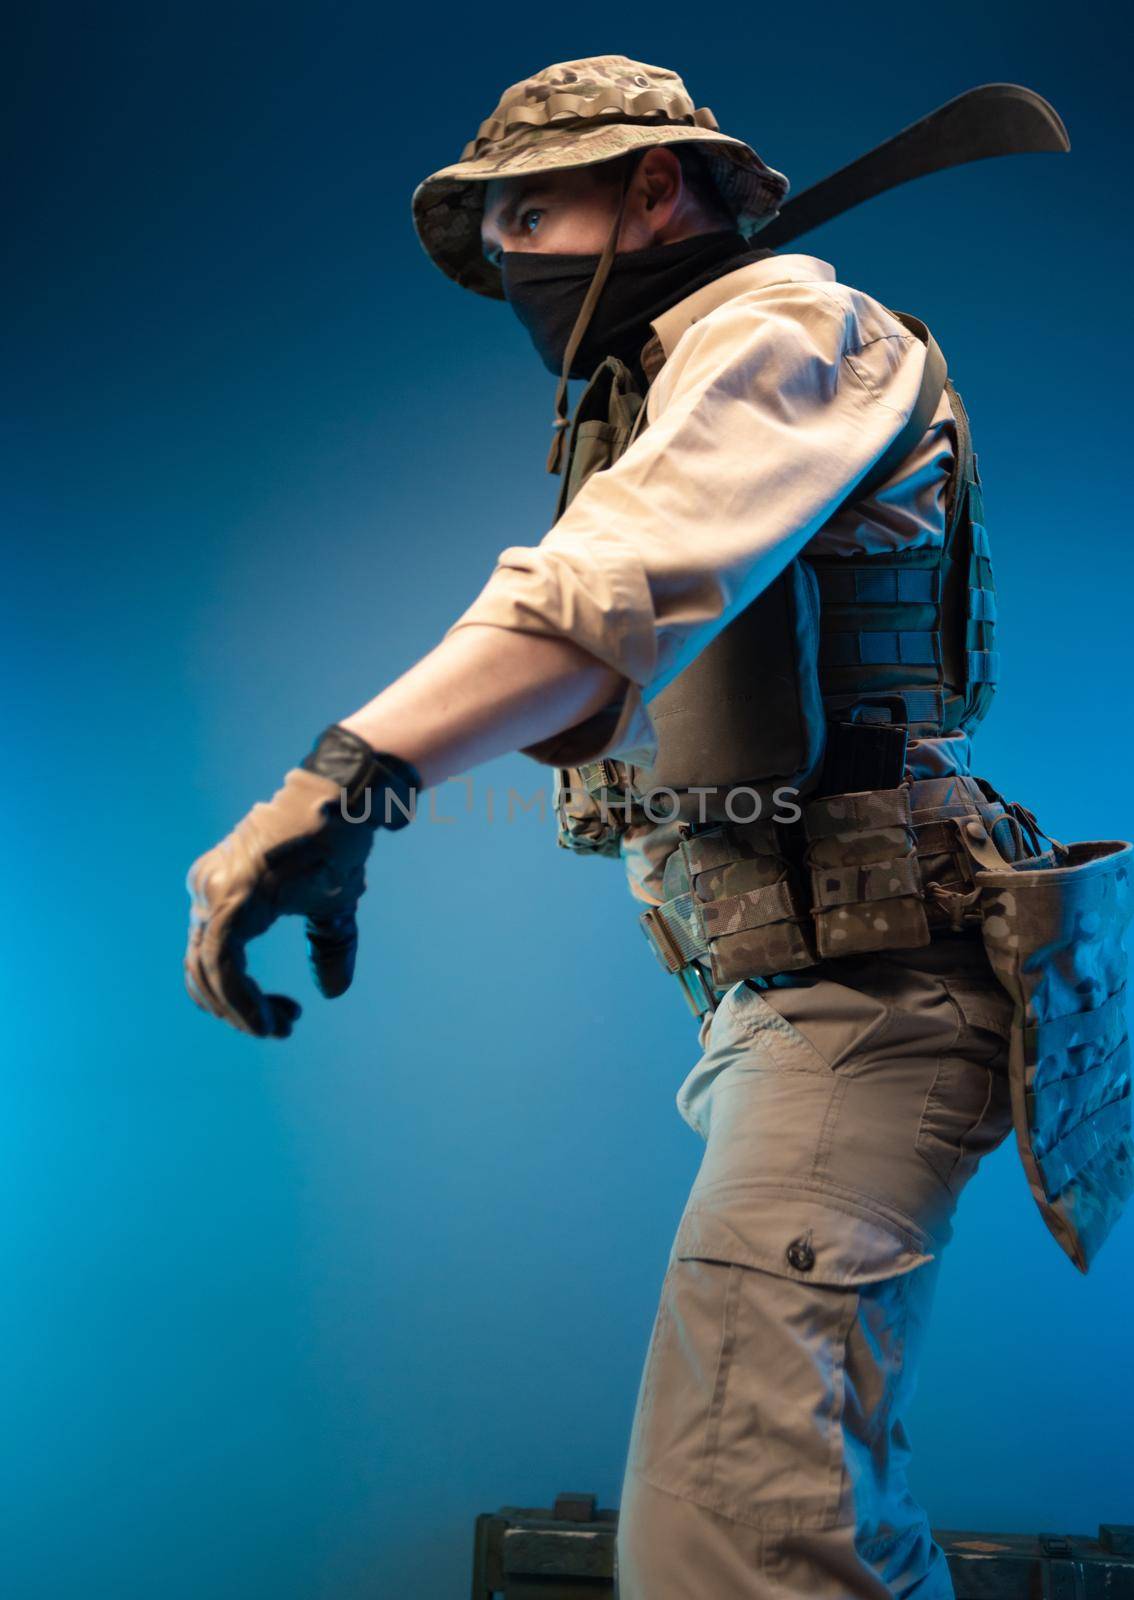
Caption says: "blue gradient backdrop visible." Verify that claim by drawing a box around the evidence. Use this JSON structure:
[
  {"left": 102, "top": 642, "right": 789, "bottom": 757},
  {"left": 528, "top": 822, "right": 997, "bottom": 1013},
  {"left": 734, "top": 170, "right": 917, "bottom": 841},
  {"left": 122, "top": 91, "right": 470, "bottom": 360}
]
[{"left": 6, "top": 4, "right": 1132, "bottom": 1596}]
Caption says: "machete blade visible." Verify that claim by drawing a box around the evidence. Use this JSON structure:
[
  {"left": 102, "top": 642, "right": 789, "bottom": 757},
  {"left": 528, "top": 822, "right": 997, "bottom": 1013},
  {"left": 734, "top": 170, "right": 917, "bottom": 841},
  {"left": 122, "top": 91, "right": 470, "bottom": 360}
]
[{"left": 759, "top": 83, "right": 1070, "bottom": 248}]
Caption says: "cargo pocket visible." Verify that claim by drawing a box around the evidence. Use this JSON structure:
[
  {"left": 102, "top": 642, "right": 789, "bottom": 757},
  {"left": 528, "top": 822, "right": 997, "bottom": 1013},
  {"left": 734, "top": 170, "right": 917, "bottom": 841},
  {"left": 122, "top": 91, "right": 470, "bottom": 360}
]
[
  {"left": 625, "top": 1183, "right": 933, "bottom": 1533},
  {"left": 741, "top": 975, "right": 893, "bottom": 1078},
  {"left": 914, "top": 978, "right": 1014, "bottom": 1195},
  {"left": 674, "top": 981, "right": 837, "bottom": 1143},
  {"left": 718, "top": 980, "right": 833, "bottom": 1073}
]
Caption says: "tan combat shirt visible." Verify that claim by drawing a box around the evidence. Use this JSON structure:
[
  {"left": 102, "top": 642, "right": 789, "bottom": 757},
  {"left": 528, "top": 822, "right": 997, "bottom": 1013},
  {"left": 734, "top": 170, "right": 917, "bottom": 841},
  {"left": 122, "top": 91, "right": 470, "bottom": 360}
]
[{"left": 446, "top": 252, "right": 957, "bottom": 770}]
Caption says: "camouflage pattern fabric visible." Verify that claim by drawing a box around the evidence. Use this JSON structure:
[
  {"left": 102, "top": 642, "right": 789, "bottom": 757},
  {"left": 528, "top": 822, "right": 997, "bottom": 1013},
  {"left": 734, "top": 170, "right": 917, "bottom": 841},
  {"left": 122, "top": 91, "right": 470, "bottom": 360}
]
[
  {"left": 972, "top": 838, "right": 1134, "bottom": 1272},
  {"left": 515, "top": 138, "right": 1134, "bottom": 1271},
  {"left": 553, "top": 765, "right": 638, "bottom": 860},
  {"left": 412, "top": 55, "right": 789, "bottom": 299},
  {"left": 803, "top": 787, "right": 932, "bottom": 960},
  {"left": 672, "top": 820, "right": 814, "bottom": 986}
]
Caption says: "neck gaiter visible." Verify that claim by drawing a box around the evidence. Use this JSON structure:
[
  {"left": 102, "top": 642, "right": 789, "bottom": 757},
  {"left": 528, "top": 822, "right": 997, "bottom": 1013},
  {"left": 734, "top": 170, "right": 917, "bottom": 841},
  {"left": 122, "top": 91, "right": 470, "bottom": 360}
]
[{"left": 501, "top": 230, "right": 772, "bottom": 378}]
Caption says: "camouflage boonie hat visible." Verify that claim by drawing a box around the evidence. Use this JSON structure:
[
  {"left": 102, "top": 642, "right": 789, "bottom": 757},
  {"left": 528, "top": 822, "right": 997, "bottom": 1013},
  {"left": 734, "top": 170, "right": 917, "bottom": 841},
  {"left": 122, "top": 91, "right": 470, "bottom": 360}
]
[{"left": 412, "top": 55, "right": 789, "bottom": 301}]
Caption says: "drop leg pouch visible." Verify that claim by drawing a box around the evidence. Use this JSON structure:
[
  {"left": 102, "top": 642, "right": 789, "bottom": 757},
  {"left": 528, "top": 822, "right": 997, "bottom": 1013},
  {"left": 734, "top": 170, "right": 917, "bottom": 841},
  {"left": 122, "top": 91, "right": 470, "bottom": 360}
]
[{"left": 966, "top": 835, "right": 1134, "bottom": 1271}]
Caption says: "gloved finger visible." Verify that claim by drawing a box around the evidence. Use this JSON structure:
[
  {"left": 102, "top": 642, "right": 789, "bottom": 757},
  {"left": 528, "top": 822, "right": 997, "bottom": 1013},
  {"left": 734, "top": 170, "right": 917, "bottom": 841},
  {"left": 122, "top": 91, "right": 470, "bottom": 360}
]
[
  {"left": 200, "top": 973, "right": 300, "bottom": 1040},
  {"left": 190, "top": 935, "right": 261, "bottom": 1034},
  {"left": 200, "top": 915, "right": 304, "bottom": 1040},
  {"left": 185, "top": 868, "right": 301, "bottom": 1038},
  {"left": 185, "top": 905, "right": 230, "bottom": 1023},
  {"left": 304, "top": 911, "right": 359, "bottom": 999},
  {"left": 184, "top": 855, "right": 247, "bottom": 1028},
  {"left": 196, "top": 906, "right": 276, "bottom": 1037},
  {"left": 183, "top": 956, "right": 214, "bottom": 1017},
  {"left": 262, "top": 993, "right": 303, "bottom": 1037}
]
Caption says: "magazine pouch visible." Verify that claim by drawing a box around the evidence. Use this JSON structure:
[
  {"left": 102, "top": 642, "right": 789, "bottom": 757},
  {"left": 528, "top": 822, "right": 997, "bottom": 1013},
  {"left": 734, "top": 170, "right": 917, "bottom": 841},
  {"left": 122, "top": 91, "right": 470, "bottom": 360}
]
[{"left": 803, "top": 785, "right": 932, "bottom": 960}]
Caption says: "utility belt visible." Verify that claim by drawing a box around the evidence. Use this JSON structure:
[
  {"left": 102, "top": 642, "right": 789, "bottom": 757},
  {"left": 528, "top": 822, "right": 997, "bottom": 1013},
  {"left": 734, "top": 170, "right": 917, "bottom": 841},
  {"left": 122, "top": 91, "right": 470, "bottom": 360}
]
[
  {"left": 640, "top": 772, "right": 1054, "bottom": 1019},
  {"left": 640, "top": 771, "right": 1134, "bottom": 1276}
]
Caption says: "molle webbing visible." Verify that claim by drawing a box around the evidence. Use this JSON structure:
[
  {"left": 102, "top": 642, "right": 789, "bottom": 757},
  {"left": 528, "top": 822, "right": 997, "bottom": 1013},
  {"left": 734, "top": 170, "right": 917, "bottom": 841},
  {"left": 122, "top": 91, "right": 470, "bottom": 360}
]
[
  {"left": 555, "top": 308, "right": 999, "bottom": 852},
  {"left": 640, "top": 776, "right": 1033, "bottom": 1008},
  {"left": 975, "top": 839, "right": 1134, "bottom": 1273},
  {"left": 803, "top": 786, "right": 930, "bottom": 959},
  {"left": 641, "top": 815, "right": 813, "bottom": 1015},
  {"left": 962, "top": 445, "right": 998, "bottom": 728},
  {"left": 809, "top": 377, "right": 998, "bottom": 739}
]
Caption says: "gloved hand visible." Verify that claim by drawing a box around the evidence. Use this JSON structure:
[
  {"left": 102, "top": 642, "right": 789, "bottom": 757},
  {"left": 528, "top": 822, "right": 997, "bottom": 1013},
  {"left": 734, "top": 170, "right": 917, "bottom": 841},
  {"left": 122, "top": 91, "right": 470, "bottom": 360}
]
[{"left": 183, "top": 726, "right": 420, "bottom": 1038}]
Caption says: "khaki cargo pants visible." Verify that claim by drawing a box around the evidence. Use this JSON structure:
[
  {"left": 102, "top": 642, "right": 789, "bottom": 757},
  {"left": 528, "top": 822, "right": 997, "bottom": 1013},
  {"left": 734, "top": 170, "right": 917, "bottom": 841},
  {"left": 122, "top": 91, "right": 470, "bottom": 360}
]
[{"left": 616, "top": 936, "right": 1015, "bottom": 1599}]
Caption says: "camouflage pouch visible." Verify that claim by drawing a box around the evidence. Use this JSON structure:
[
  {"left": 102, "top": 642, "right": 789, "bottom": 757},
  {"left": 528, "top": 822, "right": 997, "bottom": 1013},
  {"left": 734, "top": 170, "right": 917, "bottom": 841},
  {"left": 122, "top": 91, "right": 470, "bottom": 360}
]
[
  {"left": 552, "top": 765, "right": 637, "bottom": 859},
  {"left": 673, "top": 818, "right": 815, "bottom": 985},
  {"left": 803, "top": 785, "right": 931, "bottom": 959},
  {"left": 968, "top": 835, "right": 1134, "bottom": 1271}
]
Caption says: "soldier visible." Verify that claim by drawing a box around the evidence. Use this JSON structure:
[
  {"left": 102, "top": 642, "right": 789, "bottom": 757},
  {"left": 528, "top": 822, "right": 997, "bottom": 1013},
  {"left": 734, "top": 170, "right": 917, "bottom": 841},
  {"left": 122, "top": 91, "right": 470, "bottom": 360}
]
[{"left": 184, "top": 56, "right": 1133, "bottom": 1600}]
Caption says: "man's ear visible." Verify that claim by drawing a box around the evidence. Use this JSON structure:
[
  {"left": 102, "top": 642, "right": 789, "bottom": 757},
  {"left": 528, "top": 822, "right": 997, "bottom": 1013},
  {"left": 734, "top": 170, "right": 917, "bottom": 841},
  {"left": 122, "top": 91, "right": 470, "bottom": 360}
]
[{"left": 629, "top": 147, "right": 683, "bottom": 234}]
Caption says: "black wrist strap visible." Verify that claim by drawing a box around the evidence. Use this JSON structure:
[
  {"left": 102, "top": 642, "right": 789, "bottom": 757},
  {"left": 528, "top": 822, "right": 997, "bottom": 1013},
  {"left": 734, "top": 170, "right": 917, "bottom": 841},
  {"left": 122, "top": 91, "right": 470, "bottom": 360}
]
[{"left": 300, "top": 724, "right": 421, "bottom": 830}]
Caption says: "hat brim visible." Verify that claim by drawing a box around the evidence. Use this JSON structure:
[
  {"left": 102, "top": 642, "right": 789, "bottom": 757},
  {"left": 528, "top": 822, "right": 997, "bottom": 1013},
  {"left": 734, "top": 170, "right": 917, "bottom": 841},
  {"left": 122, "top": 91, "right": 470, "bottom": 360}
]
[{"left": 412, "top": 122, "right": 790, "bottom": 300}]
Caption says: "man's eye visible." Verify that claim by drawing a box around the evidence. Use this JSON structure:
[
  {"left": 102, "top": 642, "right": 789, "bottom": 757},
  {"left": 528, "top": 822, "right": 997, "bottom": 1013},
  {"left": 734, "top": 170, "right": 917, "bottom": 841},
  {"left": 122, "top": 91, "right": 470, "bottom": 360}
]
[{"left": 520, "top": 209, "right": 544, "bottom": 235}]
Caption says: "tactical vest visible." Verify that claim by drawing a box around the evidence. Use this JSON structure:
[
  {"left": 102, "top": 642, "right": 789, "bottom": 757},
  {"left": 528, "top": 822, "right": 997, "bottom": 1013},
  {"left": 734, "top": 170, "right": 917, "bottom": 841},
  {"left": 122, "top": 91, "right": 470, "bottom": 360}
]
[
  {"left": 548, "top": 313, "right": 1134, "bottom": 1275},
  {"left": 556, "top": 316, "right": 993, "bottom": 810}
]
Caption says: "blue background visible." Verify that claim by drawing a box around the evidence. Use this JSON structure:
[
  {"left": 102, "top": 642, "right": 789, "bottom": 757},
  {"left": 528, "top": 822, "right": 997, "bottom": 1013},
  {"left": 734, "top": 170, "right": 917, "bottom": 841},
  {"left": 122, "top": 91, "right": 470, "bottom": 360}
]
[{"left": 6, "top": 3, "right": 1132, "bottom": 1595}]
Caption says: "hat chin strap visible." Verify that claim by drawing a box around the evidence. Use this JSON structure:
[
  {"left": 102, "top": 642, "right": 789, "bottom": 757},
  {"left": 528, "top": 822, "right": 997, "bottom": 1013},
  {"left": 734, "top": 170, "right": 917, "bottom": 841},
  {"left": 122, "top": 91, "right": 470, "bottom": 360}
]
[{"left": 546, "top": 169, "right": 634, "bottom": 475}]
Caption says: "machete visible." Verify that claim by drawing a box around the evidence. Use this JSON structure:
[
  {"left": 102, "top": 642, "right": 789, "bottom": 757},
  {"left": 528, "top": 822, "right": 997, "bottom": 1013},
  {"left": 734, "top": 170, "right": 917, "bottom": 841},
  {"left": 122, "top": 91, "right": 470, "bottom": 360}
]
[{"left": 759, "top": 83, "right": 1069, "bottom": 248}]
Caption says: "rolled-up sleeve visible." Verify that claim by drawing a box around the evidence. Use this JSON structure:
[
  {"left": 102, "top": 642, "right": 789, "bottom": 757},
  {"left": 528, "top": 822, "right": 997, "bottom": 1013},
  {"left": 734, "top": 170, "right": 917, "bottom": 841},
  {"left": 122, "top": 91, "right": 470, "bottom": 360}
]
[{"left": 446, "top": 277, "right": 930, "bottom": 767}]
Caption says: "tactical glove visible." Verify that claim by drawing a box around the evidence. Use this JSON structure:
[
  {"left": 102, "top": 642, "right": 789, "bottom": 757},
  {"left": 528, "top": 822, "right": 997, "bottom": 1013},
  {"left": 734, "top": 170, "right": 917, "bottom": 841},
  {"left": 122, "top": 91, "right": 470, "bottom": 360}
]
[{"left": 183, "top": 725, "right": 420, "bottom": 1038}]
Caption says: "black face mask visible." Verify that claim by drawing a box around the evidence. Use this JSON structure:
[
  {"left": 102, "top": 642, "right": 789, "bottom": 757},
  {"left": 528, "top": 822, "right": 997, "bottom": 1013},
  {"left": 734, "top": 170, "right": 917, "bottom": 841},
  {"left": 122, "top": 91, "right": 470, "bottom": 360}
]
[{"left": 501, "top": 231, "right": 770, "bottom": 379}]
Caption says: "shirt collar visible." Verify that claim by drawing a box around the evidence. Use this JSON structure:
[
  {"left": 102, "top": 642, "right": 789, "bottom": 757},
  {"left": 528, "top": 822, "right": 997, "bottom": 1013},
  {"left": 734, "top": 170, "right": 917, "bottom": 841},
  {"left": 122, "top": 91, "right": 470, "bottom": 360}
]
[{"left": 642, "top": 253, "right": 838, "bottom": 377}]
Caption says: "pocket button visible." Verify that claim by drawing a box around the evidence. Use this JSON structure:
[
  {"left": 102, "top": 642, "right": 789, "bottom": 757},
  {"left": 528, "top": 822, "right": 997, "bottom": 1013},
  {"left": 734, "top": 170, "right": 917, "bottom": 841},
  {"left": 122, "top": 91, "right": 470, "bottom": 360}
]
[{"left": 786, "top": 1237, "right": 816, "bottom": 1272}]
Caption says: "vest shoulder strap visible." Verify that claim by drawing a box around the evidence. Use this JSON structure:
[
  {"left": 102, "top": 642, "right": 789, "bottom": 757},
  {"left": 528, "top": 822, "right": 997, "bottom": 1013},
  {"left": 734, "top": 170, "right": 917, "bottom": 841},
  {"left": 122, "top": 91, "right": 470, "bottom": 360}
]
[{"left": 837, "top": 311, "right": 947, "bottom": 511}]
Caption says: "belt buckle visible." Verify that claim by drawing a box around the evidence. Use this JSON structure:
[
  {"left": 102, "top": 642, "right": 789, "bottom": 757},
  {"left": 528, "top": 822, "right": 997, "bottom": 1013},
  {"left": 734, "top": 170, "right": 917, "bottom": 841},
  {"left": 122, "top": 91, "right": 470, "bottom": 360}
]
[
  {"left": 676, "top": 963, "right": 718, "bottom": 1019},
  {"left": 640, "top": 906, "right": 718, "bottom": 1018},
  {"left": 641, "top": 906, "right": 686, "bottom": 974}
]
